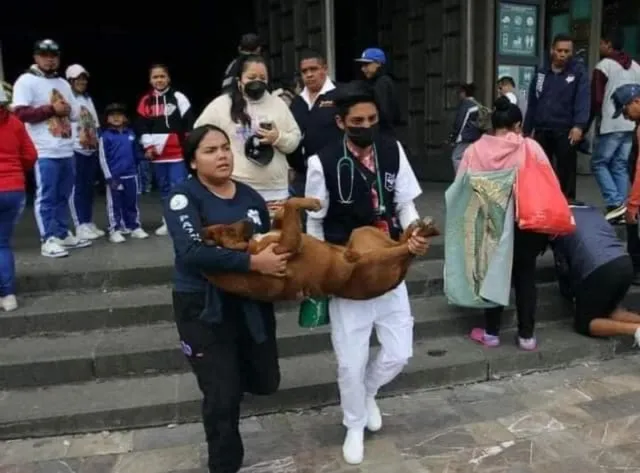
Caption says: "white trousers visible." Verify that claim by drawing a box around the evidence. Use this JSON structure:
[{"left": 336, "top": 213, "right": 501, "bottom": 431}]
[{"left": 329, "top": 282, "right": 414, "bottom": 429}]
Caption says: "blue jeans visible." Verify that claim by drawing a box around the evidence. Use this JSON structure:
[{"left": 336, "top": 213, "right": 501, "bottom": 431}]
[
  {"left": 592, "top": 131, "right": 634, "bottom": 207},
  {"left": 0, "top": 191, "right": 25, "bottom": 296},
  {"left": 34, "top": 157, "right": 75, "bottom": 240},
  {"left": 153, "top": 162, "right": 187, "bottom": 200}
]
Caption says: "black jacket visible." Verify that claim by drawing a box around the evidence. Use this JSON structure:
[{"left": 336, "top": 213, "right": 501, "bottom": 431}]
[{"left": 366, "top": 70, "right": 401, "bottom": 134}]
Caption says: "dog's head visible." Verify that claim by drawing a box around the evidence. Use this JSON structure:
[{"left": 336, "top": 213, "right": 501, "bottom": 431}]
[{"left": 201, "top": 219, "right": 255, "bottom": 250}]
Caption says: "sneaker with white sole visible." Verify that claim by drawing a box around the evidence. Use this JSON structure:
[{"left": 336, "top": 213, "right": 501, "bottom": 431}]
[
  {"left": 342, "top": 428, "right": 364, "bottom": 465},
  {"left": 87, "top": 222, "right": 105, "bottom": 237},
  {"left": 41, "top": 237, "right": 69, "bottom": 258},
  {"left": 1, "top": 295, "right": 17, "bottom": 311},
  {"left": 155, "top": 222, "right": 168, "bottom": 236},
  {"left": 61, "top": 232, "right": 92, "bottom": 249},
  {"left": 120, "top": 227, "right": 131, "bottom": 235},
  {"left": 76, "top": 223, "right": 100, "bottom": 241},
  {"left": 130, "top": 228, "right": 150, "bottom": 239},
  {"left": 605, "top": 204, "right": 627, "bottom": 222},
  {"left": 109, "top": 231, "right": 126, "bottom": 243},
  {"left": 365, "top": 396, "right": 382, "bottom": 432}
]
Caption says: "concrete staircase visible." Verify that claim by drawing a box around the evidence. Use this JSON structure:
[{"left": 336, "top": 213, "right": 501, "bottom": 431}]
[{"left": 1, "top": 234, "right": 637, "bottom": 440}]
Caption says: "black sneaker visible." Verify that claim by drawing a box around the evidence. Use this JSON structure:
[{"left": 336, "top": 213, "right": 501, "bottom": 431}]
[{"left": 606, "top": 204, "right": 627, "bottom": 222}]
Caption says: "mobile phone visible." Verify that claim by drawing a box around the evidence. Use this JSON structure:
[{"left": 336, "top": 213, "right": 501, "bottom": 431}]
[{"left": 260, "top": 122, "right": 273, "bottom": 130}]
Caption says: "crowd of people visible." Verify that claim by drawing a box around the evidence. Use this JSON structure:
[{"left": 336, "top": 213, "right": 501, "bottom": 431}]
[{"left": 1, "top": 27, "right": 640, "bottom": 473}]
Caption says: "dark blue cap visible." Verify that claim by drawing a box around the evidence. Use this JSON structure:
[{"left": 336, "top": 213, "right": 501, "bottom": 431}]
[
  {"left": 354, "top": 48, "right": 386, "bottom": 65},
  {"left": 611, "top": 83, "right": 640, "bottom": 118}
]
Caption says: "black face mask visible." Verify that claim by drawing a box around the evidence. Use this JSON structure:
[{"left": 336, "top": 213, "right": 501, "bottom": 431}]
[
  {"left": 346, "top": 124, "right": 378, "bottom": 148},
  {"left": 244, "top": 81, "right": 267, "bottom": 101}
]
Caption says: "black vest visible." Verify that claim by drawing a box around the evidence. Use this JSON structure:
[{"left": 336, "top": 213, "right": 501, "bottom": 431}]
[{"left": 318, "top": 134, "right": 401, "bottom": 245}]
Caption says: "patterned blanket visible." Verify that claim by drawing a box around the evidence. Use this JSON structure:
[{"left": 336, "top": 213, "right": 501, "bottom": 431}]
[{"left": 444, "top": 168, "right": 516, "bottom": 308}]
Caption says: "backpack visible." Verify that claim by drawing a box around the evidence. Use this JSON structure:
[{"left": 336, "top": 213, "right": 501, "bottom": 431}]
[{"left": 469, "top": 98, "right": 493, "bottom": 132}]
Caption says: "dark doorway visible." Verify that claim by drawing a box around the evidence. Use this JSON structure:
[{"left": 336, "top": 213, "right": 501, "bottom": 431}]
[
  {"left": 334, "top": 0, "right": 379, "bottom": 83},
  {"left": 1, "top": 3, "right": 256, "bottom": 117}
]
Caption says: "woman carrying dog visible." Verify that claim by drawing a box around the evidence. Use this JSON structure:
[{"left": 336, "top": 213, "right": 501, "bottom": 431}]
[
  {"left": 194, "top": 55, "right": 301, "bottom": 218},
  {"left": 164, "top": 124, "right": 290, "bottom": 473}
]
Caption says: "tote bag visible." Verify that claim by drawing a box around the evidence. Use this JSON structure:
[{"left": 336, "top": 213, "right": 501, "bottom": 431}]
[{"left": 516, "top": 142, "right": 576, "bottom": 235}]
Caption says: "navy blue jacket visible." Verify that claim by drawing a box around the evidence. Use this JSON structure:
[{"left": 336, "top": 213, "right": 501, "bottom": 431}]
[
  {"left": 287, "top": 87, "right": 343, "bottom": 174},
  {"left": 164, "top": 177, "right": 272, "bottom": 341},
  {"left": 523, "top": 59, "right": 590, "bottom": 134},
  {"left": 551, "top": 205, "right": 627, "bottom": 298},
  {"left": 98, "top": 126, "right": 142, "bottom": 180},
  {"left": 449, "top": 98, "right": 483, "bottom": 144}
]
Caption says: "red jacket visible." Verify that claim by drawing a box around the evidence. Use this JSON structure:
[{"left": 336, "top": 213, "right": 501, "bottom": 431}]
[
  {"left": 628, "top": 127, "right": 640, "bottom": 213},
  {"left": 0, "top": 109, "right": 37, "bottom": 191}
]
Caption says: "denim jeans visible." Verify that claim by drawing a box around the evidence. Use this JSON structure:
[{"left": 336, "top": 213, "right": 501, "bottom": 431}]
[
  {"left": 592, "top": 131, "right": 634, "bottom": 207},
  {"left": 0, "top": 191, "right": 26, "bottom": 296}
]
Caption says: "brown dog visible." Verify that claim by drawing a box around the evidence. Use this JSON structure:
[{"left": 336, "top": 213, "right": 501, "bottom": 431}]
[{"left": 201, "top": 197, "right": 439, "bottom": 302}]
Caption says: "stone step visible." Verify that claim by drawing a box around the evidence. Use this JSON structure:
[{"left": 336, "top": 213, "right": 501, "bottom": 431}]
[
  {"left": 2, "top": 255, "right": 567, "bottom": 338},
  {"left": 0, "top": 324, "right": 632, "bottom": 440},
  {"left": 4, "top": 285, "right": 640, "bottom": 390}
]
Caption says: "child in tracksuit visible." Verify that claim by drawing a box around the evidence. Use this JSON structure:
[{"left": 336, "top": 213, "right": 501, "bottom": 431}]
[
  {"left": 98, "top": 104, "right": 149, "bottom": 243},
  {"left": 136, "top": 64, "right": 194, "bottom": 236}
]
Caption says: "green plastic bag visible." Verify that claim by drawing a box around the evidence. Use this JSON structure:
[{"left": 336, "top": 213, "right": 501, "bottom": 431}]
[{"left": 298, "top": 297, "right": 330, "bottom": 328}]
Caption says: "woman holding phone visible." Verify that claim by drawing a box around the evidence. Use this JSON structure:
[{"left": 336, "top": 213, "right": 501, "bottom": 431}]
[{"left": 195, "top": 56, "right": 301, "bottom": 215}]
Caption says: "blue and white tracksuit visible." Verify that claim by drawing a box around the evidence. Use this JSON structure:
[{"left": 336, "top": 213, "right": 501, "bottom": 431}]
[
  {"left": 98, "top": 127, "right": 143, "bottom": 233},
  {"left": 69, "top": 94, "right": 100, "bottom": 226}
]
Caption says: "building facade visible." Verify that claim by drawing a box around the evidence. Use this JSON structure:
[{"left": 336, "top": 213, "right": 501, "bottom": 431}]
[{"left": 250, "top": 0, "right": 640, "bottom": 180}]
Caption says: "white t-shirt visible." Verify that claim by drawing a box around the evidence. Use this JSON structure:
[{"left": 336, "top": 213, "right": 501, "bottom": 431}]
[
  {"left": 11, "top": 72, "right": 80, "bottom": 158},
  {"left": 596, "top": 57, "right": 640, "bottom": 134},
  {"left": 72, "top": 94, "right": 100, "bottom": 155}
]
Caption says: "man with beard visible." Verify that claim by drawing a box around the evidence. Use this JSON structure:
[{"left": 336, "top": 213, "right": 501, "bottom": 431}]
[
  {"left": 12, "top": 39, "right": 91, "bottom": 258},
  {"left": 523, "top": 33, "right": 590, "bottom": 200}
]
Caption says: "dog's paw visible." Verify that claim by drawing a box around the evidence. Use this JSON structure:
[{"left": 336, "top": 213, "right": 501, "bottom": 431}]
[{"left": 308, "top": 198, "right": 322, "bottom": 211}]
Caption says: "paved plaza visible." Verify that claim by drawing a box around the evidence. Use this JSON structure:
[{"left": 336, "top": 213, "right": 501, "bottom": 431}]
[{"left": 4, "top": 356, "right": 640, "bottom": 472}]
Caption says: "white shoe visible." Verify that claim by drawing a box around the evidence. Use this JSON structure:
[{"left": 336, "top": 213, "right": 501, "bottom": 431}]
[
  {"left": 61, "top": 232, "right": 92, "bottom": 249},
  {"left": 120, "top": 227, "right": 131, "bottom": 235},
  {"left": 1, "top": 295, "right": 18, "bottom": 311},
  {"left": 109, "top": 231, "right": 126, "bottom": 244},
  {"left": 130, "top": 228, "right": 150, "bottom": 239},
  {"left": 155, "top": 222, "right": 168, "bottom": 236},
  {"left": 87, "top": 222, "right": 105, "bottom": 237},
  {"left": 342, "top": 428, "right": 364, "bottom": 465},
  {"left": 366, "top": 396, "right": 382, "bottom": 432},
  {"left": 76, "top": 224, "right": 100, "bottom": 241},
  {"left": 41, "top": 237, "right": 69, "bottom": 258}
]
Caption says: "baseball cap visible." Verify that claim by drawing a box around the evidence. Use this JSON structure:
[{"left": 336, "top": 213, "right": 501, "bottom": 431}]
[
  {"left": 611, "top": 83, "right": 640, "bottom": 118},
  {"left": 65, "top": 64, "right": 89, "bottom": 80},
  {"left": 34, "top": 39, "right": 60, "bottom": 55},
  {"left": 354, "top": 48, "right": 386, "bottom": 65},
  {"left": 104, "top": 103, "right": 127, "bottom": 116}
]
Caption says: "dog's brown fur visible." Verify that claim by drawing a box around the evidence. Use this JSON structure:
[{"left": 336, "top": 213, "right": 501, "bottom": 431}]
[{"left": 201, "top": 197, "right": 439, "bottom": 302}]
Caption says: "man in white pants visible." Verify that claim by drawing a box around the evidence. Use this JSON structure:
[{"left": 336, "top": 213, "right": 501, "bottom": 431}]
[{"left": 305, "top": 82, "right": 427, "bottom": 465}]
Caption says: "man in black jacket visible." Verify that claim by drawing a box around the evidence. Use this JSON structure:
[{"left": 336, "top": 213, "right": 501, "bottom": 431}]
[
  {"left": 288, "top": 50, "right": 342, "bottom": 197},
  {"left": 355, "top": 48, "right": 401, "bottom": 135},
  {"left": 221, "top": 33, "right": 262, "bottom": 92}
]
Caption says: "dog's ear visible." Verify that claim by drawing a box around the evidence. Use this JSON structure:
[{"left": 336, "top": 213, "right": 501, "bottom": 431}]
[
  {"left": 201, "top": 225, "right": 224, "bottom": 246},
  {"left": 240, "top": 219, "right": 256, "bottom": 240}
]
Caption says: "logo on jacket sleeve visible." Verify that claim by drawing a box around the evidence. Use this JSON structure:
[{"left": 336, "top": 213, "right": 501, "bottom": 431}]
[
  {"left": 170, "top": 194, "right": 189, "bottom": 211},
  {"left": 384, "top": 172, "right": 396, "bottom": 192}
]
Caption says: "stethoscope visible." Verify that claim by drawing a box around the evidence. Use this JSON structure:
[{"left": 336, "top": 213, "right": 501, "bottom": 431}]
[{"left": 336, "top": 137, "right": 386, "bottom": 215}]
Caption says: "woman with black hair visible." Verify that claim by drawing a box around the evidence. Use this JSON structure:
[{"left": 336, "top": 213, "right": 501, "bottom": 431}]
[
  {"left": 164, "top": 124, "right": 290, "bottom": 473},
  {"left": 458, "top": 96, "right": 550, "bottom": 351},
  {"left": 194, "top": 55, "right": 301, "bottom": 217}
]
